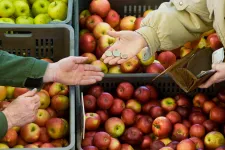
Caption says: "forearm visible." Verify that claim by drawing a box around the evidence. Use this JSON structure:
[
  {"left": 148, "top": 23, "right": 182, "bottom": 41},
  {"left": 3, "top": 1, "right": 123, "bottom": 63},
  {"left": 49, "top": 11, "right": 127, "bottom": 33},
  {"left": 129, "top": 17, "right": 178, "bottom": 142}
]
[
  {"left": 0, "top": 51, "right": 49, "bottom": 88},
  {"left": 0, "top": 112, "right": 8, "bottom": 139}
]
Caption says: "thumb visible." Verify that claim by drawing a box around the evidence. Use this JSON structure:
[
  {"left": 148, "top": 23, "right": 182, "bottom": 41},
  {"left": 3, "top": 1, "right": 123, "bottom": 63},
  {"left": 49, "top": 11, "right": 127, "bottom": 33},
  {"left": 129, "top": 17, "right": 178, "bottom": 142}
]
[
  {"left": 22, "top": 88, "right": 37, "bottom": 97},
  {"left": 107, "top": 31, "right": 121, "bottom": 38},
  {"left": 72, "top": 56, "right": 88, "bottom": 64}
]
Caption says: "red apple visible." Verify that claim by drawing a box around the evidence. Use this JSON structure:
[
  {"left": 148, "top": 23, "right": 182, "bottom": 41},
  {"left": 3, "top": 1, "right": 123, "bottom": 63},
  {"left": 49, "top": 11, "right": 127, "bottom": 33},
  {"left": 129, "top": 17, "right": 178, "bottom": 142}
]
[
  {"left": 135, "top": 115, "right": 153, "bottom": 134},
  {"left": 145, "top": 63, "right": 165, "bottom": 73},
  {"left": 95, "top": 45, "right": 105, "bottom": 59},
  {"left": 182, "top": 120, "right": 192, "bottom": 129},
  {"left": 39, "top": 127, "right": 50, "bottom": 143},
  {"left": 51, "top": 95, "right": 69, "bottom": 111},
  {"left": 88, "top": 85, "right": 104, "bottom": 98},
  {"left": 207, "top": 33, "right": 223, "bottom": 50},
  {"left": 141, "top": 135, "right": 152, "bottom": 149},
  {"left": 149, "top": 106, "right": 165, "bottom": 119},
  {"left": 49, "top": 82, "right": 69, "bottom": 97},
  {"left": 93, "top": 132, "right": 111, "bottom": 149},
  {"left": 24, "top": 144, "right": 38, "bottom": 148},
  {"left": 97, "top": 92, "right": 114, "bottom": 109},
  {"left": 116, "top": 82, "right": 134, "bottom": 100},
  {"left": 79, "top": 9, "right": 91, "bottom": 28},
  {"left": 83, "top": 95, "right": 97, "bottom": 112},
  {"left": 193, "top": 93, "right": 208, "bottom": 108},
  {"left": 126, "top": 99, "right": 142, "bottom": 113},
  {"left": 86, "top": 15, "right": 103, "bottom": 31},
  {"left": 20, "top": 123, "right": 40, "bottom": 143},
  {"left": 1, "top": 128, "right": 18, "bottom": 147},
  {"left": 93, "top": 22, "right": 112, "bottom": 39},
  {"left": 32, "top": 142, "right": 43, "bottom": 147},
  {"left": 79, "top": 33, "right": 96, "bottom": 53},
  {"left": 217, "top": 89, "right": 225, "bottom": 103},
  {"left": 143, "top": 9, "right": 153, "bottom": 17},
  {"left": 34, "top": 109, "right": 51, "bottom": 127},
  {"left": 98, "top": 34, "right": 116, "bottom": 51},
  {"left": 46, "top": 118, "right": 68, "bottom": 139},
  {"left": 121, "top": 56, "right": 140, "bottom": 73},
  {"left": 189, "top": 124, "right": 205, "bottom": 138},
  {"left": 166, "top": 111, "right": 181, "bottom": 124},
  {"left": 108, "top": 137, "right": 121, "bottom": 150},
  {"left": 122, "top": 127, "right": 143, "bottom": 145},
  {"left": 157, "top": 51, "right": 176, "bottom": 69},
  {"left": 172, "top": 123, "right": 189, "bottom": 141},
  {"left": 121, "top": 108, "right": 136, "bottom": 126},
  {"left": 120, "top": 16, "right": 136, "bottom": 31},
  {"left": 161, "top": 97, "right": 177, "bottom": 112},
  {"left": 105, "top": 117, "right": 125, "bottom": 138},
  {"left": 189, "top": 112, "right": 207, "bottom": 124},
  {"left": 167, "top": 141, "right": 179, "bottom": 150},
  {"left": 85, "top": 131, "right": 96, "bottom": 138},
  {"left": 203, "top": 100, "right": 216, "bottom": 114},
  {"left": 85, "top": 113, "right": 101, "bottom": 131},
  {"left": 80, "top": 29, "right": 90, "bottom": 37},
  {"left": 176, "top": 106, "right": 190, "bottom": 118},
  {"left": 150, "top": 140, "right": 165, "bottom": 150},
  {"left": 177, "top": 139, "right": 195, "bottom": 150},
  {"left": 121, "top": 144, "right": 134, "bottom": 150},
  {"left": 189, "top": 137, "right": 204, "bottom": 149},
  {"left": 210, "top": 106, "right": 225, "bottom": 123},
  {"left": 159, "top": 147, "right": 174, "bottom": 150},
  {"left": 81, "top": 53, "right": 97, "bottom": 64},
  {"left": 96, "top": 110, "right": 108, "bottom": 124},
  {"left": 37, "top": 89, "right": 51, "bottom": 109},
  {"left": 134, "top": 17, "right": 144, "bottom": 30},
  {"left": 152, "top": 117, "right": 172, "bottom": 138},
  {"left": 216, "top": 146, "right": 225, "bottom": 150},
  {"left": 142, "top": 100, "right": 160, "bottom": 114},
  {"left": 46, "top": 107, "right": 57, "bottom": 118},
  {"left": 89, "top": 0, "right": 111, "bottom": 18},
  {"left": 83, "top": 146, "right": 98, "bottom": 150},
  {"left": 174, "top": 94, "right": 191, "bottom": 108},
  {"left": 40, "top": 143, "right": 55, "bottom": 148},
  {"left": 145, "top": 85, "right": 158, "bottom": 100},
  {"left": 134, "top": 86, "right": 151, "bottom": 104},
  {"left": 109, "top": 98, "right": 125, "bottom": 115},
  {"left": 105, "top": 9, "right": 120, "bottom": 28},
  {"left": 17, "top": 137, "right": 27, "bottom": 146},
  {"left": 13, "top": 88, "right": 29, "bottom": 98},
  {"left": 203, "top": 120, "right": 218, "bottom": 132},
  {"left": 82, "top": 136, "right": 93, "bottom": 147},
  {"left": 51, "top": 138, "right": 69, "bottom": 147}
]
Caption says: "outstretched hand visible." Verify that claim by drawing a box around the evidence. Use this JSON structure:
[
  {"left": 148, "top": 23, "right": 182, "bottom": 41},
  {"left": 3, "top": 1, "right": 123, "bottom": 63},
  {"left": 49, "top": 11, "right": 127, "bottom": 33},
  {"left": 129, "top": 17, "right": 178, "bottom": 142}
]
[
  {"left": 101, "top": 31, "right": 147, "bottom": 65},
  {"left": 43, "top": 56, "right": 104, "bottom": 85},
  {"left": 199, "top": 63, "right": 225, "bottom": 88}
]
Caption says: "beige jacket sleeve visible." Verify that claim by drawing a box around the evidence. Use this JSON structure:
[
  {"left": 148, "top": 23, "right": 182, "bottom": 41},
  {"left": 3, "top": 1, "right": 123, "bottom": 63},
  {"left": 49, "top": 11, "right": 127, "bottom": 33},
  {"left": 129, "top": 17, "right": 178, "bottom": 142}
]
[{"left": 136, "top": 0, "right": 214, "bottom": 57}]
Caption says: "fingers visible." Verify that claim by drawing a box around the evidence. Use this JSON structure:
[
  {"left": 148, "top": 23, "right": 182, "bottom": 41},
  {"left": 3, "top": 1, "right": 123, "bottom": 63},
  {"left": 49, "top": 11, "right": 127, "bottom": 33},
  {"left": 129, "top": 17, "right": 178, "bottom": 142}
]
[
  {"left": 118, "top": 58, "right": 128, "bottom": 64},
  {"left": 80, "top": 79, "right": 98, "bottom": 85},
  {"left": 84, "top": 71, "right": 104, "bottom": 77},
  {"left": 107, "top": 31, "right": 121, "bottom": 38},
  {"left": 72, "top": 56, "right": 88, "bottom": 64},
  {"left": 22, "top": 88, "right": 37, "bottom": 97},
  {"left": 84, "top": 64, "right": 102, "bottom": 72},
  {"left": 103, "top": 56, "right": 115, "bottom": 64},
  {"left": 83, "top": 75, "right": 103, "bottom": 82},
  {"left": 108, "top": 57, "right": 121, "bottom": 65},
  {"left": 199, "top": 74, "right": 218, "bottom": 88}
]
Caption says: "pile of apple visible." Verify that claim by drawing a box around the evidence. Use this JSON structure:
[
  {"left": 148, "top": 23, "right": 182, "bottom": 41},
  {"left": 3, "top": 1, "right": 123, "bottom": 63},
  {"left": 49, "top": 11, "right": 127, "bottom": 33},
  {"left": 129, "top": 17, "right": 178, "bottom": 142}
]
[
  {"left": 82, "top": 82, "right": 225, "bottom": 150},
  {"left": 0, "top": 58, "right": 70, "bottom": 149},
  {"left": 79, "top": 0, "right": 224, "bottom": 74},
  {"left": 0, "top": 0, "right": 68, "bottom": 25}
]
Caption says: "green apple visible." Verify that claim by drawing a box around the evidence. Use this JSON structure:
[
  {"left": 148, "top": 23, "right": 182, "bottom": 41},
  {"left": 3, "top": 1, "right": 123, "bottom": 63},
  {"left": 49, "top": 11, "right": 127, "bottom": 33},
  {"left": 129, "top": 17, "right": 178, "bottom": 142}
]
[
  {"left": 0, "top": 0, "right": 15, "bottom": 17},
  {"left": 32, "top": 0, "right": 50, "bottom": 17},
  {"left": 13, "top": 0, "right": 30, "bottom": 17},
  {"left": 6, "top": 86, "right": 15, "bottom": 99},
  {"left": 16, "top": 16, "right": 34, "bottom": 24},
  {"left": 0, "top": 18, "right": 15, "bottom": 24},
  {"left": 204, "top": 131, "right": 225, "bottom": 150},
  {"left": 137, "top": 47, "right": 155, "bottom": 66},
  {"left": 48, "top": 1, "right": 67, "bottom": 20},
  {"left": 0, "top": 143, "right": 9, "bottom": 149},
  {"left": 34, "top": 13, "right": 51, "bottom": 24},
  {"left": 49, "top": 0, "right": 68, "bottom": 3},
  {"left": 28, "top": 0, "right": 37, "bottom": 4},
  {"left": 10, "top": 0, "right": 29, "bottom": 3},
  {"left": 109, "top": 65, "right": 122, "bottom": 74},
  {"left": 52, "top": 19, "right": 62, "bottom": 22}
]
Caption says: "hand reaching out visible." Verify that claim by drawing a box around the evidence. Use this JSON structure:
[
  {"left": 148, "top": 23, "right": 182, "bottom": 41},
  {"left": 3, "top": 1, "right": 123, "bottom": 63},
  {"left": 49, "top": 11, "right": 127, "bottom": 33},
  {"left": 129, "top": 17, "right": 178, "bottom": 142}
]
[{"left": 101, "top": 31, "right": 147, "bottom": 65}]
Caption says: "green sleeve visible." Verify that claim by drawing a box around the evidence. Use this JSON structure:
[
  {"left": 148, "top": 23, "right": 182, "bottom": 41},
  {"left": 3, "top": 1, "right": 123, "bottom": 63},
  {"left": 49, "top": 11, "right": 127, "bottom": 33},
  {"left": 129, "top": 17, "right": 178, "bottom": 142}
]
[
  {"left": 0, "top": 112, "right": 8, "bottom": 139},
  {"left": 0, "top": 50, "right": 48, "bottom": 88}
]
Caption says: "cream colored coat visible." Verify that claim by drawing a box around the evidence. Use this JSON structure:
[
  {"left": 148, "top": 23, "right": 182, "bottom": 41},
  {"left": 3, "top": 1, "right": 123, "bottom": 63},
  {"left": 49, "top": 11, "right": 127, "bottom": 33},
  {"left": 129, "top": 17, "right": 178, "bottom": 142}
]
[{"left": 136, "top": 0, "right": 225, "bottom": 56}]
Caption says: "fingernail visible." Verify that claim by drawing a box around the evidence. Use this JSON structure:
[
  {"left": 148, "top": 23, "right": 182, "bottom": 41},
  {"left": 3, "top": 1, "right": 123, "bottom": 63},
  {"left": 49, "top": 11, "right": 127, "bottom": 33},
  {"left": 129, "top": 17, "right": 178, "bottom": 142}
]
[{"left": 33, "top": 88, "right": 37, "bottom": 91}]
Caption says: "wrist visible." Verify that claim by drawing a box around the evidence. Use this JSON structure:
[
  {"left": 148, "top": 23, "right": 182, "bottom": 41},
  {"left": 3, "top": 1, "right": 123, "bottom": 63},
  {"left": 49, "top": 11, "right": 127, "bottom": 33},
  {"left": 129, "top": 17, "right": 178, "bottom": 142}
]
[
  {"left": 135, "top": 31, "right": 148, "bottom": 48},
  {"left": 2, "top": 110, "right": 13, "bottom": 129},
  {"left": 43, "top": 63, "right": 57, "bottom": 83}
]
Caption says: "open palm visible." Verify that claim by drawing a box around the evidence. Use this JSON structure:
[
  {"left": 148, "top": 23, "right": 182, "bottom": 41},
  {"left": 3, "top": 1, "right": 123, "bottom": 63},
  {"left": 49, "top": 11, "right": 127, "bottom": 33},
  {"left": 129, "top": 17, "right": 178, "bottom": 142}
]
[
  {"left": 51, "top": 56, "right": 104, "bottom": 85},
  {"left": 101, "top": 31, "right": 147, "bottom": 65}
]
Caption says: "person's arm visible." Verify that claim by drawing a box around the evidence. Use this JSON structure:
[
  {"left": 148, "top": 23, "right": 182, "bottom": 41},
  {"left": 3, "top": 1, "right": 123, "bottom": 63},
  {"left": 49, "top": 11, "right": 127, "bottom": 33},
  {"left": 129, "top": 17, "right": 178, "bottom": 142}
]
[
  {"left": 0, "top": 112, "right": 8, "bottom": 139},
  {"left": 0, "top": 50, "right": 48, "bottom": 89},
  {"left": 136, "top": 1, "right": 214, "bottom": 57}
]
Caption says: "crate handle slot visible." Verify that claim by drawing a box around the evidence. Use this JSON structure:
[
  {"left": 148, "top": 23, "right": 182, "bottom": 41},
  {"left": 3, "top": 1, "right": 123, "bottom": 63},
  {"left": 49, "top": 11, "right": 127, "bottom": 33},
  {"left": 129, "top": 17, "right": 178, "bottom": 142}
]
[{"left": 4, "top": 31, "right": 32, "bottom": 38}]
